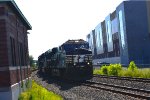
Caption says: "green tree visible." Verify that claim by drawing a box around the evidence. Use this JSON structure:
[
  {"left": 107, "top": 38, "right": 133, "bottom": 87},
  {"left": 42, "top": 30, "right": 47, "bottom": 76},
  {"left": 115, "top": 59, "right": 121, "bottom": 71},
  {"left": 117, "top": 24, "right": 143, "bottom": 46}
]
[{"left": 29, "top": 55, "right": 36, "bottom": 68}]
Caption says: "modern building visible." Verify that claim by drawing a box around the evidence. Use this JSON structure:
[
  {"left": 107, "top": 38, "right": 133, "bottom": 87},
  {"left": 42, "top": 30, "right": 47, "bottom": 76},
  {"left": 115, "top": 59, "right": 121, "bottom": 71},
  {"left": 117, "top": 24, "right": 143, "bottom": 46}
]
[
  {"left": 86, "top": 30, "right": 96, "bottom": 58},
  {"left": 0, "top": 1, "right": 32, "bottom": 100},
  {"left": 87, "top": 0, "right": 150, "bottom": 66}
]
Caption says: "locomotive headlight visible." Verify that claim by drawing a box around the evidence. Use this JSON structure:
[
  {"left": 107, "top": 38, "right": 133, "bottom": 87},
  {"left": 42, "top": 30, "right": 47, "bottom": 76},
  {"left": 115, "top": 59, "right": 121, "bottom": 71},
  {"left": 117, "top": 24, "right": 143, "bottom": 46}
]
[
  {"left": 87, "top": 62, "right": 90, "bottom": 65},
  {"left": 74, "top": 63, "right": 76, "bottom": 66}
]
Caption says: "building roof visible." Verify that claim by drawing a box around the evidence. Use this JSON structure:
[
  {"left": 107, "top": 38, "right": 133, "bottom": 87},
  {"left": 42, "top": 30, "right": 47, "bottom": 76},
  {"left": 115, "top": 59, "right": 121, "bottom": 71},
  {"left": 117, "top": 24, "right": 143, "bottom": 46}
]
[{"left": 0, "top": 0, "right": 32, "bottom": 30}]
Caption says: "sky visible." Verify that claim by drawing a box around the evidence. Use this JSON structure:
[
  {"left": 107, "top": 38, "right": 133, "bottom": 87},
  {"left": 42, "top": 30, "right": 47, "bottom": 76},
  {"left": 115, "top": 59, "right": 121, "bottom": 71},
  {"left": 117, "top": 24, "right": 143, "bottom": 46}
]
[{"left": 14, "top": 0, "right": 124, "bottom": 60}]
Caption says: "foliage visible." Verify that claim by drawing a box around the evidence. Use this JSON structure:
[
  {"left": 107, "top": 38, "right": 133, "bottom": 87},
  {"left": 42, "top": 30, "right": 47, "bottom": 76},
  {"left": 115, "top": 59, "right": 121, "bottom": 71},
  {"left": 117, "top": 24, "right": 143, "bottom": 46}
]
[
  {"left": 118, "top": 68, "right": 150, "bottom": 78},
  {"left": 100, "top": 65, "right": 108, "bottom": 75},
  {"left": 29, "top": 55, "right": 36, "bottom": 68},
  {"left": 93, "top": 68, "right": 101, "bottom": 75},
  {"left": 107, "top": 64, "right": 122, "bottom": 76},
  {"left": 138, "top": 68, "right": 150, "bottom": 78},
  {"left": 93, "top": 61, "right": 150, "bottom": 78},
  {"left": 18, "top": 81, "right": 63, "bottom": 100},
  {"left": 128, "top": 61, "right": 137, "bottom": 71},
  {"left": 25, "top": 79, "right": 31, "bottom": 89},
  {"left": 20, "top": 79, "right": 31, "bottom": 92},
  {"left": 98, "top": 64, "right": 122, "bottom": 76},
  {"left": 21, "top": 81, "right": 24, "bottom": 89}
]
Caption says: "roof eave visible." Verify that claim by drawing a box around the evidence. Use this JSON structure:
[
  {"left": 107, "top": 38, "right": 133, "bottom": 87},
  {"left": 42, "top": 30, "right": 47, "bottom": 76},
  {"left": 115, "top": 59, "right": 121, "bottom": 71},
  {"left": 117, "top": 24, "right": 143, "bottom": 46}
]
[{"left": 1, "top": 1, "right": 32, "bottom": 30}]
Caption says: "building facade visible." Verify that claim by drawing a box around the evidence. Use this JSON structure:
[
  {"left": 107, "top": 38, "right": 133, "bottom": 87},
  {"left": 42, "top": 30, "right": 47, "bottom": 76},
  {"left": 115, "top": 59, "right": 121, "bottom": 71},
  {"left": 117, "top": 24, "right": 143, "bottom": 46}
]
[
  {"left": 87, "top": 1, "right": 150, "bottom": 66},
  {"left": 86, "top": 30, "right": 97, "bottom": 59},
  {"left": 0, "top": 1, "right": 32, "bottom": 100}
]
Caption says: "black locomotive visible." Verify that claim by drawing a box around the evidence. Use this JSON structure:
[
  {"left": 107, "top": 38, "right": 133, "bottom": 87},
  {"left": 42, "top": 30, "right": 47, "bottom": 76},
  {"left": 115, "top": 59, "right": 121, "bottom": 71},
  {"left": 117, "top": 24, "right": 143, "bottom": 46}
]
[{"left": 38, "top": 39, "right": 93, "bottom": 80}]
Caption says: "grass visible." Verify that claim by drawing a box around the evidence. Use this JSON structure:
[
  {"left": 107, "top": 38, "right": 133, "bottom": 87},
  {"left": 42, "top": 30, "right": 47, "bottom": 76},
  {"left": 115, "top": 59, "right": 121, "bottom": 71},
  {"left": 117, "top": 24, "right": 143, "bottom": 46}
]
[
  {"left": 18, "top": 81, "right": 63, "bottom": 100},
  {"left": 93, "top": 68, "right": 101, "bottom": 75},
  {"left": 93, "top": 62, "right": 150, "bottom": 78},
  {"left": 94, "top": 68, "right": 150, "bottom": 78},
  {"left": 118, "top": 68, "right": 150, "bottom": 78}
]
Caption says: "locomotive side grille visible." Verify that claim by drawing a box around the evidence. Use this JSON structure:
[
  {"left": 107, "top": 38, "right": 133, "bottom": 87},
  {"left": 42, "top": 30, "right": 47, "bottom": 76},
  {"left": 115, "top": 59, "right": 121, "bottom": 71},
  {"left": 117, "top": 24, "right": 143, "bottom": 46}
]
[
  {"left": 65, "top": 54, "right": 92, "bottom": 67},
  {"left": 65, "top": 55, "right": 75, "bottom": 63}
]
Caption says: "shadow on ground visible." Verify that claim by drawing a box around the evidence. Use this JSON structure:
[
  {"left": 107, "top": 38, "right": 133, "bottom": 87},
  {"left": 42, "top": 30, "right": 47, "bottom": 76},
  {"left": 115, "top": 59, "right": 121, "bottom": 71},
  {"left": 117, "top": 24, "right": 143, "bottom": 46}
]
[{"left": 36, "top": 71, "right": 83, "bottom": 91}]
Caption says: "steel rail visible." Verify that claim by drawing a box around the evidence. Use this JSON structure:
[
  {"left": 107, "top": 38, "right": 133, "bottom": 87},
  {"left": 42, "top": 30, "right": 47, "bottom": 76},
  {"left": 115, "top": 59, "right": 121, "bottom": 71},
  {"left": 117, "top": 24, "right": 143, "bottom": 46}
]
[
  {"left": 93, "top": 74, "right": 150, "bottom": 82},
  {"left": 81, "top": 81, "right": 150, "bottom": 100}
]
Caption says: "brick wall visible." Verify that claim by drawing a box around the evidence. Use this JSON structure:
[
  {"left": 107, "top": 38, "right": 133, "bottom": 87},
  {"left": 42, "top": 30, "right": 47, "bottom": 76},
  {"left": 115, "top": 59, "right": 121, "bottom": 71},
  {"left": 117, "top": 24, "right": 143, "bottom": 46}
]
[
  {"left": 0, "top": 3, "right": 30, "bottom": 88},
  {"left": 9, "top": 67, "right": 30, "bottom": 85},
  {"left": 0, "top": 70, "right": 10, "bottom": 87},
  {"left": 0, "top": 19, "right": 9, "bottom": 67}
]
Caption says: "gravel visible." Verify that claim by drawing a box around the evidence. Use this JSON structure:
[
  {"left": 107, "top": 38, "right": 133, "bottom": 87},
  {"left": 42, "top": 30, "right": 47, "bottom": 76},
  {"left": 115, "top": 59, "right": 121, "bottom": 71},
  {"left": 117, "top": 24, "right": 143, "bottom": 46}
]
[
  {"left": 91, "top": 76, "right": 150, "bottom": 90},
  {"left": 31, "top": 71, "right": 148, "bottom": 100}
]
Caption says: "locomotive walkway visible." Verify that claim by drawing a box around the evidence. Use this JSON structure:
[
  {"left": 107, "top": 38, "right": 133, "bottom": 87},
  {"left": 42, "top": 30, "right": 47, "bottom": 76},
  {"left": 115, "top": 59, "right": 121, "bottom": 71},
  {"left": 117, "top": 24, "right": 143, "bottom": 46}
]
[{"left": 32, "top": 70, "right": 150, "bottom": 100}]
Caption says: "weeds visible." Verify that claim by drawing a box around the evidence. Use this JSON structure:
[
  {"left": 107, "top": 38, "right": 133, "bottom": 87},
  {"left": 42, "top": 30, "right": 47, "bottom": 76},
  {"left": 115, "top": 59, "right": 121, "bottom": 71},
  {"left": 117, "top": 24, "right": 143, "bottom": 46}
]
[
  {"left": 18, "top": 81, "right": 63, "bottom": 100},
  {"left": 94, "top": 61, "right": 150, "bottom": 78}
]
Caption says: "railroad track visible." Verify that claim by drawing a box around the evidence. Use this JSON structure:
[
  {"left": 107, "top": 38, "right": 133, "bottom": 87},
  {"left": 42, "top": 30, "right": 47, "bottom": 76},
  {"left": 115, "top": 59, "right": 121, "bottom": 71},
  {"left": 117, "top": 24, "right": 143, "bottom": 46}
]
[
  {"left": 80, "top": 80, "right": 150, "bottom": 100},
  {"left": 32, "top": 70, "right": 150, "bottom": 99},
  {"left": 31, "top": 68, "right": 38, "bottom": 72},
  {"left": 93, "top": 74, "right": 150, "bottom": 83}
]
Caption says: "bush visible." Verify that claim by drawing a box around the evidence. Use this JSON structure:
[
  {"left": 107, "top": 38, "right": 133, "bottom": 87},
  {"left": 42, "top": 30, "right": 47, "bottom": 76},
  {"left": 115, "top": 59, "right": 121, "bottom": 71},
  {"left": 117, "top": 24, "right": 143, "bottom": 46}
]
[
  {"left": 128, "top": 61, "right": 137, "bottom": 71},
  {"left": 99, "top": 64, "right": 122, "bottom": 76},
  {"left": 107, "top": 64, "right": 122, "bottom": 76},
  {"left": 100, "top": 65, "right": 108, "bottom": 75}
]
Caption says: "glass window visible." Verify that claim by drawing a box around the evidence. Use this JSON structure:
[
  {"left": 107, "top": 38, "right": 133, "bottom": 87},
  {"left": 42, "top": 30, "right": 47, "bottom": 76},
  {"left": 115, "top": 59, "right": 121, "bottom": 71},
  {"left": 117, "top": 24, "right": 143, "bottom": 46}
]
[
  {"left": 96, "top": 28, "right": 103, "bottom": 47},
  {"left": 89, "top": 32, "right": 94, "bottom": 50},
  {"left": 100, "top": 28, "right": 103, "bottom": 46},
  {"left": 91, "top": 33, "right": 93, "bottom": 47},
  {"left": 95, "top": 24, "right": 104, "bottom": 54},
  {"left": 96, "top": 30, "right": 100, "bottom": 48},
  {"left": 87, "top": 33, "right": 92, "bottom": 50},
  {"left": 106, "top": 19, "right": 112, "bottom": 43},
  {"left": 10, "top": 37, "right": 16, "bottom": 66},
  {"left": 118, "top": 10, "right": 125, "bottom": 48},
  {"left": 111, "top": 18, "right": 118, "bottom": 34},
  {"left": 105, "top": 15, "right": 114, "bottom": 52}
]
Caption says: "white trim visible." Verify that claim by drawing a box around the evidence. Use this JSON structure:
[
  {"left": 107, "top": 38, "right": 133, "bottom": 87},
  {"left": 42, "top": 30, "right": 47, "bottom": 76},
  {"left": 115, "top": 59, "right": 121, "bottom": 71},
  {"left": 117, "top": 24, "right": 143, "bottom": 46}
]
[
  {"left": 9, "top": 66, "right": 19, "bottom": 70},
  {"left": 0, "top": 66, "right": 30, "bottom": 71},
  {"left": 0, "top": 77, "right": 31, "bottom": 91},
  {"left": 0, "top": 67, "right": 9, "bottom": 71},
  {"left": 11, "top": 77, "right": 31, "bottom": 88}
]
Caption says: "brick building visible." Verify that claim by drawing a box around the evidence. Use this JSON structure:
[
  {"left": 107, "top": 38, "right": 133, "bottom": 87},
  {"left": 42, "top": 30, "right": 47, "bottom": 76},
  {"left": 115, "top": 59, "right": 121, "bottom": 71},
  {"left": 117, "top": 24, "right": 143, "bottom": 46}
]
[{"left": 0, "top": 1, "right": 32, "bottom": 100}]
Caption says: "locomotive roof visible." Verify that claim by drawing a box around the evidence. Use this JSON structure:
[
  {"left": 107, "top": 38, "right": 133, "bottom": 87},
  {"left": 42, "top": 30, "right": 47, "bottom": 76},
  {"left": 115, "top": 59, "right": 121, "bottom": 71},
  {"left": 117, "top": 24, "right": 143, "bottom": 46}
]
[{"left": 62, "top": 39, "right": 88, "bottom": 44}]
